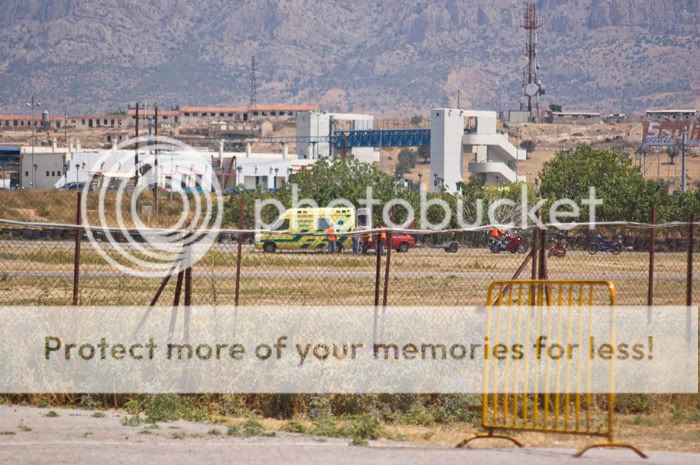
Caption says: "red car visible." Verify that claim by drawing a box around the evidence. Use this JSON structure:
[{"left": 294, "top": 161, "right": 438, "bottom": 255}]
[{"left": 362, "top": 233, "right": 416, "bottom": 253}]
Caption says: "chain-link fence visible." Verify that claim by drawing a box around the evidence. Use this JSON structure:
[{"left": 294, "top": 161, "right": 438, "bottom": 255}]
[{"left": 0, "top": 219, "right": 698, "bottom": 308}]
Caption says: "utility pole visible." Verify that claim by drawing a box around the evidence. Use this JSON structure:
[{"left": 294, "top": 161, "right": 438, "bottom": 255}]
[
  {"left": 250, "top": 55, "right": 257, "bottom": 108},
  {"left": 154, "top": 103, "right": 159, "bottom": 217},
  {"left": 134, "top": 102, "right": 140, "bottom": 183},
  {"left": 681, "top": 126, "right": 688, "bottom": 193},
  {"left": 457, "top": 89, "right": 461, "bottom": 109},
  {"left": 26, "top": 94, "right": 41, "bottom": 188}
]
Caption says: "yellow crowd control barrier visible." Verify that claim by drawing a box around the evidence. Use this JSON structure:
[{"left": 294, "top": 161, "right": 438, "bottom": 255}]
[{"left": 457, "top": 280, "right": 646, "bottom": 458}]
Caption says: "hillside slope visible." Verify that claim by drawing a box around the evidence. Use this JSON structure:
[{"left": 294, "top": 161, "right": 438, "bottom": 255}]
[{"left": 0, "top": 0, "right": 698, "bottom": 114}]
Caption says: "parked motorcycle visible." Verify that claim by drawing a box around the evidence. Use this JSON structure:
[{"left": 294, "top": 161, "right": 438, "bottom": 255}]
[
  {"left": 587, "top": 234, "right": 623, "bottom": 255},
  {"left": 489, "top": 233, "right": 529, "bottom": 254},
  {"left": 548, "top": 235, "right": 568, "bottom": 258}
]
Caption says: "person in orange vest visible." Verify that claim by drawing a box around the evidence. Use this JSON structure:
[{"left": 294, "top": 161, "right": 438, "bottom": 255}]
[
  {"left": 326, "top": 224, "right": 338, "bottom": 253},
  {"left": 376, "top": 224, "right": 387, "bottom": 256}
]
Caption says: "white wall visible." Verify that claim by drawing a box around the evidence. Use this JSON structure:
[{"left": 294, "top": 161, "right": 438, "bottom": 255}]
[
  {"left": 296, "top": 111, "right": 379, "bottom": 163},
  {"left": 296, "top": 112, "right": 330, "bottom": 159},
  {"left": 430, "top": 109, "right": 465, "bottom": 193},
  {"left": 20, "top": 152, "right": 68, "bottom": 188}
]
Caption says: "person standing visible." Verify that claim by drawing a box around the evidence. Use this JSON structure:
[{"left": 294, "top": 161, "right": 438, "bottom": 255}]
[
  {"left": 376, "top": 225, "right": 386, "bottom": 256},
  {"left": 327, "top": 224, "right": 337, "bottom": 253},
  {"left": 351, "top": 232, "right": 361, "bottom": 255}
]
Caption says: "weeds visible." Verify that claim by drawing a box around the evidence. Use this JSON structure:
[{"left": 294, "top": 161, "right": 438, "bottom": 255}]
[
  {"left": 45, "top": 410, "right": 58, "bottom": 418},
  {"left": 282, "top": 420, "right": 308, "bottom": 434},
  {"left": 227, "top": 418, "right": 275, "bottom": 438},
  {"left": 124, "top": 395, "right": 208, "bottom": 423}
]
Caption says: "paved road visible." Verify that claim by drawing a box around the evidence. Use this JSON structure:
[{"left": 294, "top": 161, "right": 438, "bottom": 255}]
[{"left": 0, "top": 406, "right": 697, "bottom": 465}]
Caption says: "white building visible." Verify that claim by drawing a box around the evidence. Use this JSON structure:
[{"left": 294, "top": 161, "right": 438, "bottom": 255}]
[
  {"left": 430, "top": 109, "right": 526, "bottom": 192},
  {"left": 19, "top": 144, "right": 70, "bottom": 188},
  {"left": 296, "top": 111, "right": 380, "bottom": 163},
  {"left": 59, "top": 149, "right": 219, "bottom": 192},
  {"left": 57, "top": 145, "right": 313, "bottom": 193}
]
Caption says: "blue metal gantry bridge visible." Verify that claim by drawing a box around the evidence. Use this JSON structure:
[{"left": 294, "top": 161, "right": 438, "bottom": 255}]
[{"left": 333, "top": 129, "right": 430, "bottom": 149}]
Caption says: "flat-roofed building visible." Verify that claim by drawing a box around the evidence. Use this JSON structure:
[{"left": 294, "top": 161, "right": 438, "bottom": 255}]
[
  {"left": 545, "top": 111, "right": 601, "bottom": 124},
  {"left": 0, "top": 114, "right": 63, "bottom": 130},
  {"left": 645, "top": 109, "right": 697, "bottom": 122}
]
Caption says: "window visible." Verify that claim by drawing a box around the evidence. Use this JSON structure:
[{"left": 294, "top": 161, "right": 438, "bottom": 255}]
[
  {"left": 273, "top": 219, "right": 290, "bottom": 231},
  {"left": 357, "top": 213, "right": 368, "bottom": 228},
  {"left": 184, "top": 112, "right": 190, "bottom": 116},
  {"left": 46, "top": 171, "right": 49, "bottom": 177},
  {"left": 317, "top": 218, "right": 331, "bottom": 231},
  {"left": 25, "top": 171, "right": 28, "bottom": 177}
]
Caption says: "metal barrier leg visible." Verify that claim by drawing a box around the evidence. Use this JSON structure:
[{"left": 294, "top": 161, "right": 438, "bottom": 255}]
[
  {"left": 456, "top": 429, "right": 524, "bottom": 449},
  {"left": 574, "top": 441, "right": 648, "bottom": 459}
]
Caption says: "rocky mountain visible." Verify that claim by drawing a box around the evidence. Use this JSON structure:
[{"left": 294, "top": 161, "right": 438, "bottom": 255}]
[{"left": 0, "top": 0, "right": 697, "bottom": 115}]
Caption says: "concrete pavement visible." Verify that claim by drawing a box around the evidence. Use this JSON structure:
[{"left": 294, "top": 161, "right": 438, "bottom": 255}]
[{"left": 0, "top": 406, "right": 697, "bottom": 465}]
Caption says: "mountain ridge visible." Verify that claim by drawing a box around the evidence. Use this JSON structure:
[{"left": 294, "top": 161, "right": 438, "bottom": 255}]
[{"left": 0, "top": 0, "right": 697, "bottom": 115}]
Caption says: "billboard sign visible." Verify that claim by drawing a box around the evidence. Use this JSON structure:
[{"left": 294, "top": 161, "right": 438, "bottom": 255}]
[{"left": 643, "top": 120, "right": 700, "bottom": 146}]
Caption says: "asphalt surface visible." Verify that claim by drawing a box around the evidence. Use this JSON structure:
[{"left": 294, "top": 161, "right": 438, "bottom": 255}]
[{"left": 0, "top": 406, "right": 697, "bottom": 465}]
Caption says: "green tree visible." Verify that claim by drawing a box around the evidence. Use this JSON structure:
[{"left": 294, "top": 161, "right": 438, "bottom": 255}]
[
  {"left": 409, "top": 115, "right": 424, "bottom": 126},
  {"left": 417, "top": 145, "right": 430, "bottom": 163},
  {"left": 520, "top": 140, "right": 536, "bottom": 153},
  {"left": 548, "top": 103, "right": 562, "bottom": 113},
  {"left": 539, "top": 145, "right": 666, "bottom": 222},
  {"left": 395, "top": 149, "right": 418, "bottom": 177}
]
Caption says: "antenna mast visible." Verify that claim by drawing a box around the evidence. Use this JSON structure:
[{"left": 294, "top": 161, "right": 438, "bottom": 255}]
[
  {"left": 250, "top": 55, "right": 257, "bottom": 108},
  {"left": 520, "top": 0, "right": 544, "bottom": 121}
]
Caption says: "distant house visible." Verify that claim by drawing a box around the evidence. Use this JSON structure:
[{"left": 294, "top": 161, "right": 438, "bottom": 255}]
[
  {"left": 179, "top": 104, "right": 319, "bottom": 125},
  {"left": 645, "top": 109, "right": 697, "bottom": 122},
  {"left": 0, "top": 114, "right": 63, "bottom": 130},
  {"left": 545, "top": 111, "right": 601, "bottom": 124},
  {"left": 126, "top": 109, "right": 180, "bottom": 127}
]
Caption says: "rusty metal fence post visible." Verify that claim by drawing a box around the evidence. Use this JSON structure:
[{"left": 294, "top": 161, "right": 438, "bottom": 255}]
[
  {"left": 647, "top": 207, "right": 656, "bottom": 306},
  {"left": 234, "top": 194, "right": 244, "bottom": 307},
  {"left": 382, "top": 230, "right": 392, "bottom": 307},
  {"left": 531, "top": 226, "right": 538, "bottom": 280},
  {"left": 688, "top": 212, "right": 695, "bottom": 306},
  {"left": 374, "top": 230, "right": 382, "bottom": 307},
  {"left": 71, "top": 191, "right": 82, "bottom": 305}
]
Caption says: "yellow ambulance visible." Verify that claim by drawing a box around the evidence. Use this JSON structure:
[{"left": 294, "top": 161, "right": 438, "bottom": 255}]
[{"left": 255, "top": 207, "right": 366, "bottom": 253}]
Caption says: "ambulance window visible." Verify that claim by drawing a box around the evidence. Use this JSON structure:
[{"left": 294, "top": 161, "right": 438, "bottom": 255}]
[
  {"left": 357, "top": 214, "right": 368, "bottom": 227},
  {"left": 273, "top": 219, "right": 289, "bottom": 231},
  {"left": 317, "top": 218, "right": 330, "bottom": 230}
]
